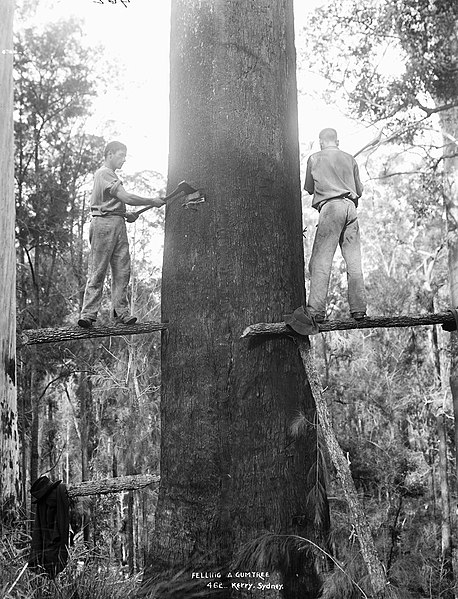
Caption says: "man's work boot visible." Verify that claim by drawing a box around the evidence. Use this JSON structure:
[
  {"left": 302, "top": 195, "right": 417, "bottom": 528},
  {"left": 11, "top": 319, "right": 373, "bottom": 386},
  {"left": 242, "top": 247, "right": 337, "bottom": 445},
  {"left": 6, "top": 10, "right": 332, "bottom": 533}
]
[
  {"left": 121, "top": 315, "right": 137, "bottom": 325},
  {"left": 351, "top": 312, "right": 367, "bottom": 321},
  {"left": 113, "top": 309, "right": 137, "bottom": 326},
  {"left": 114, "top": 314, "right": 137, "bottom": 325},
  {"left": 77, "top": 317, "right": 95, "bottom": 328},
  {"left": 306, "top": 306, "right": 326, "bottom": 322}
]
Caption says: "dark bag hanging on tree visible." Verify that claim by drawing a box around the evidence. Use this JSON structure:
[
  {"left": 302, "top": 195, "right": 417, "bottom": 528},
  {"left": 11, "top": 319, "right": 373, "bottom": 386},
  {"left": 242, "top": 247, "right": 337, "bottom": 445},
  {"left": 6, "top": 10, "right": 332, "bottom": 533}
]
[{"left": 28, "top": 476, "right": 70, "bottom": 578}]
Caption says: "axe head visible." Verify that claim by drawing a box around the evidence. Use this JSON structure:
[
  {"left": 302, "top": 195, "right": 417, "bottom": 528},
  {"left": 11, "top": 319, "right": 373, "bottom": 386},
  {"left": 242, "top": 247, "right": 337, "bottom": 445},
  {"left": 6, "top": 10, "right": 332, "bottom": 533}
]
[{"left": 176, "top": 181, "right": 198, "bottom": 195}]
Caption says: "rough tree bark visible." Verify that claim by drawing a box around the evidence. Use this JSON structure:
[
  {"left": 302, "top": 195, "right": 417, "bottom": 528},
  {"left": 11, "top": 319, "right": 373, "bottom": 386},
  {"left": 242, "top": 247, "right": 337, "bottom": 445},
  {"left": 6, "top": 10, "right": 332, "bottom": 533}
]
[
  {"left": 141, "top": 1, "right": 324, "bottom": 598},
  {"left": 0, "top": 0, "right": 20, "bottom": 522}
]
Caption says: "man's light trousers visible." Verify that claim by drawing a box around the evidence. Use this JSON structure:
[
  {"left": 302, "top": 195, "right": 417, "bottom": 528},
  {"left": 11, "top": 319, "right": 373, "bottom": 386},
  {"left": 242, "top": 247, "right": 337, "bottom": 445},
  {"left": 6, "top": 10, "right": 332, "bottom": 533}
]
[
  {"left": 80, "top": 215, "right": 131, "bottom": 321},
  {"left": 307, "top": 198, "right": 367, "bottom": 318}
]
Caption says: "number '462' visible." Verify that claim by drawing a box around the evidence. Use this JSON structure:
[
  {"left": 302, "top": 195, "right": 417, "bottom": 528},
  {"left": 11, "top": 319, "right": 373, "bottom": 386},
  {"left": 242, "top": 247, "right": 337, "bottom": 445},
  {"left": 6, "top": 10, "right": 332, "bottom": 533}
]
[{"left": 94, "top": 0, "right": 131, "bottom": 6}]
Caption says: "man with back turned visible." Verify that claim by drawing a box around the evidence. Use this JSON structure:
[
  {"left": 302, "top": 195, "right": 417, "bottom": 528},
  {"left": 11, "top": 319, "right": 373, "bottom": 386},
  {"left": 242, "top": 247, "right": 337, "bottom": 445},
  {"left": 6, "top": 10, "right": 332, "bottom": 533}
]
[{"left": 304, "top": 128, "right": 367, "bottom": 322}]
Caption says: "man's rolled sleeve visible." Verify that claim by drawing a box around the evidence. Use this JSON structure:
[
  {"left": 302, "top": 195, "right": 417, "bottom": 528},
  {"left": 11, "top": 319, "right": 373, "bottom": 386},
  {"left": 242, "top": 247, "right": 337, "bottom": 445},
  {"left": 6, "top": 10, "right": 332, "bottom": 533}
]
[
  {"left": 99, "top": 170, "right": 122, "bottom": 197},
  {"left": 109, "top": 179, "right": 122, "bottom": 197}
]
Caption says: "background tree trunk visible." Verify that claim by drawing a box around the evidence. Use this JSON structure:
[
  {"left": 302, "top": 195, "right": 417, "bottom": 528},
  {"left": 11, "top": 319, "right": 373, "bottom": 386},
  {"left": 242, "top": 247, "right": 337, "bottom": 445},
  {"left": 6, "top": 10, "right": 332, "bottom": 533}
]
[
  {"left": 436, "top": 412, "right": 454, "bottom": 597},
  {"left": 78, "top": 371, "right": 96, "bottom": 545},
  {"left": 440, "top": 109, "right": 458, "bottom": 490},
  {"left": 142, "top": 2, "right": 324, "bottom": 597},
  {"left": 0, "top": 0, "right": 20, "bottom": 522},
  {"left": 440, "top": 106, "right": 458, "bottom": 598}
]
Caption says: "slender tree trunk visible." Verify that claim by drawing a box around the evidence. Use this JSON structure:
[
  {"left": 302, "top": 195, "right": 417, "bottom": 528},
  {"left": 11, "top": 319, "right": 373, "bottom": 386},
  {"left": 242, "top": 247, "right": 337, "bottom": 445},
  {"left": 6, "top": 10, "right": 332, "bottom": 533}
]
[
  {"left": 20, "top": 368, "right": 29, "bottom": 517},
  {"left": 29, "top": 350, "right": 40, "bottom": 491},
  {"left": 440, "top": 108, "right": 458, "bottom": 478},
  {"left": 430, "top": 295, "right": 456, "bottom": 595},
  {"left": 437, "top": 412, "right": 454, "bottom": 596},
  {"left": 46, "top": 397, "right": 57, "bottom": 474},
  {"left": 0, "top": 0, "right": 19, "bottom": 524},
  {"left": 65, "top": 421, "right": 70, "bottom": 485},
  {"left": 127, "top": 490, "right": 135, "bottom": 573},
  {"left": 142, "top": 2, "right": 324, "bottom": 598},
  {"left": 440, "top": 107, "right": 458, "bottom": 592},
  {"left": 297, "top": 338, "right": 388, "bottom": 598},
  {"left": 78, "top": 371, "right": 95, "bottom": 544},
  {"left": 126, "top": 345, "right": 138, "bottom": 575},
  {"left": 29, "top": 206, "right": 43, "bottom": 506}
]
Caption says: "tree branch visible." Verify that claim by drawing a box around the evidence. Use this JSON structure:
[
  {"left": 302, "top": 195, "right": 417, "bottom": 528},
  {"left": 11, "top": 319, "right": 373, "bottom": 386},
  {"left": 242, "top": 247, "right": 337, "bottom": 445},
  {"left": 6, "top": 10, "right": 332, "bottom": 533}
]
[
  {"left": 241, "top": 312, "right": 455, "bottom": 339},
  {"left": 414, "top": 99, "right": 458, "bottom": 118},
  {"left": 371, "top": 170, "right": 425, "bottom": 180},
  {"left": 19, "top": 321, "right": 168, "bottom": 348}
]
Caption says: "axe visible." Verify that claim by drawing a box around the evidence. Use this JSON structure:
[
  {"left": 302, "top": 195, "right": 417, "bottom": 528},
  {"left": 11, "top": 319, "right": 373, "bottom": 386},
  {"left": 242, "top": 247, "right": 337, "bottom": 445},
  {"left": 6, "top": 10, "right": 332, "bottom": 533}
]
[{"left": 131, "top": 180, "right": 200, "bottom": 218}]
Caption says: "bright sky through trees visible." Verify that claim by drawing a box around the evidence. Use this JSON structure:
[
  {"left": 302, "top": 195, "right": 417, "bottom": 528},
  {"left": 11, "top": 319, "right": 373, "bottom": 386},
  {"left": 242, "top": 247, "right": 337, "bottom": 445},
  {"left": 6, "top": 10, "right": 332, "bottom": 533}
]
[
  {"left": 26, "top": 0, "right": 172, "bottom": 175},
  {"left": 20, "top": 0, "right": 409, "bottom": 272},
  {"left": 25, "top": 0, "right": 383, "bottom": 179}
]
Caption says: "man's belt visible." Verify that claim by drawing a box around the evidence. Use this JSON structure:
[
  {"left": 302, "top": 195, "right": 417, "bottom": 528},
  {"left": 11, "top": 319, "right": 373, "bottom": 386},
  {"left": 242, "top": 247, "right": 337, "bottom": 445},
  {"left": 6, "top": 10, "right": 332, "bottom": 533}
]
[{"left": 91, "top": 212, "right": 126, "bottom": 218}]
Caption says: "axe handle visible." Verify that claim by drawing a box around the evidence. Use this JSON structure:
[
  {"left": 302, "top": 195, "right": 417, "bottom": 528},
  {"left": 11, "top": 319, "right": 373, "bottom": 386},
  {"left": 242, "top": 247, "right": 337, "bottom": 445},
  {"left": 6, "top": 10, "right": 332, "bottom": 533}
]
[
  {"left": 132, "top": 204, "right": 156, "bottom": 217},
  {"left": 130, "top": 184, "right": 187, "bottom": 217}
]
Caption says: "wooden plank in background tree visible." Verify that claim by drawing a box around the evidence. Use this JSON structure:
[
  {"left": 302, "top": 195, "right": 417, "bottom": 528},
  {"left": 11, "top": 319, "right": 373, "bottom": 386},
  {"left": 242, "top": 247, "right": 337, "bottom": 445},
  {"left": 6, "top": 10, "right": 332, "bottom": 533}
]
[{"left": 68, "top": 474, "right": 160, "bottom": 498}]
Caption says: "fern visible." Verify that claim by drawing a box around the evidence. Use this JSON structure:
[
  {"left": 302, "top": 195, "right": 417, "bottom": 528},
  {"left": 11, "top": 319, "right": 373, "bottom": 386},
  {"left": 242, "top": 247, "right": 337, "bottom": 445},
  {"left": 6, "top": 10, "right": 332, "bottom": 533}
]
[{"left": 290, "top": 411, "right": 331, "bottom": 545}]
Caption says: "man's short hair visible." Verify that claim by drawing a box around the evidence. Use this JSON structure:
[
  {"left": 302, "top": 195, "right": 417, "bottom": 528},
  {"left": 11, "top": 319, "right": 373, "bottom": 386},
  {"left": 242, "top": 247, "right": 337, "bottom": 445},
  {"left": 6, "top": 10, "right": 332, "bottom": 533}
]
[
  {"left": 319, "top": 128, "right": 338, "bottom": 143},
  {"left": 104, "top": 141, "right": 127, "bottom": 157}
]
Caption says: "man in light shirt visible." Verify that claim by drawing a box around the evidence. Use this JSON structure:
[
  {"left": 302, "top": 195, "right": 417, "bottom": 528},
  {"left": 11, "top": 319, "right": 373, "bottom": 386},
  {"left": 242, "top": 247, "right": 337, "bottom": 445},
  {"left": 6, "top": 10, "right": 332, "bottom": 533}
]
[
  {"left": 304, "top": 128, "right": 367, "bottom": 322},
  {"left": 78, "top": 141, "right": 165, "bottom": 328}
]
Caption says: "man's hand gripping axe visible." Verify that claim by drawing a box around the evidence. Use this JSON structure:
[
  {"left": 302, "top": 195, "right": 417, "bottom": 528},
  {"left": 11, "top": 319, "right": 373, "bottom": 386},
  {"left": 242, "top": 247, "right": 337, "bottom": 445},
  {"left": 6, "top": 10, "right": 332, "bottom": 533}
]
[{"left": 132, "top": 181, "right": 206, "bottom": 218}]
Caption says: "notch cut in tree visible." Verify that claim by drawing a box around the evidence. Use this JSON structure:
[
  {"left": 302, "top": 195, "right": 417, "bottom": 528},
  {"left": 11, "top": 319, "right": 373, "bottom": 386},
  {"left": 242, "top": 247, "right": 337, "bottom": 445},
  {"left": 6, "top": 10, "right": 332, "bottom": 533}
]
[
  {"left": 140, "top": 1, "right": 325, "bottom": 597},
  {"left": 132, "top": 180, "right": 206, "bottom": 218}
]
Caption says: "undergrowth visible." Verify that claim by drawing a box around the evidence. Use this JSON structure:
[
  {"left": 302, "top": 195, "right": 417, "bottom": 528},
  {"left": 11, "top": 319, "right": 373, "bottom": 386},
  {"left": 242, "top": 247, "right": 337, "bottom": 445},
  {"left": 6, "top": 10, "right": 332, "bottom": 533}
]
[{"left": 1, "top": 525, "right": 140, "bottom": 599}]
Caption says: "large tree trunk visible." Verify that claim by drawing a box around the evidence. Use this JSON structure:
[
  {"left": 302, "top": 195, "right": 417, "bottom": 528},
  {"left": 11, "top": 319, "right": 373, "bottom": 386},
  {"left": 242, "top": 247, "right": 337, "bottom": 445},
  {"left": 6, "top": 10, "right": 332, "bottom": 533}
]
[
  {"left": 0, "top": 0, "right": 20, "bottom": 523},
  {"left": 142, "top": 2, "right": 324, "bottom": 598}
]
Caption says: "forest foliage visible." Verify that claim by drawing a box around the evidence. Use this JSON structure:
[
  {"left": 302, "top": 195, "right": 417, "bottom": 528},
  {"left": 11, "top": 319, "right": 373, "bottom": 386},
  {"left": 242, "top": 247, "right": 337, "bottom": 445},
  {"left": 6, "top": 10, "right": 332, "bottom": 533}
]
[
  {"left": 3, "top": 10, "right": 166, "bottom": 592},
  {"left": 297, "top": 0, "right": 458, "bottom": 596}
]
